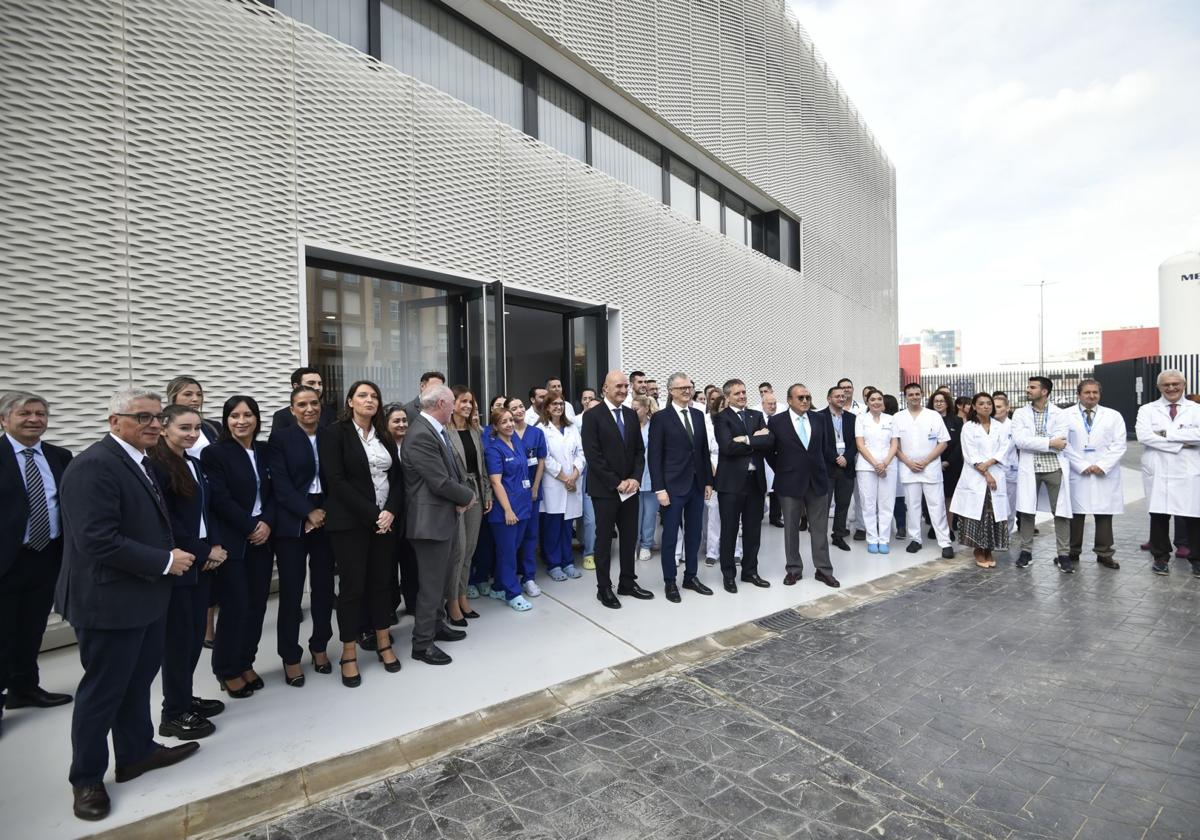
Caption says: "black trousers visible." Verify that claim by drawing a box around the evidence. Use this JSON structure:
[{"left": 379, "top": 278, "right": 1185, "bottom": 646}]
[
  {"left": 211, "top": 542, "right": 274, "bottom": 680},
  {"left": 70, "top": 617, "right": 165, "bottom": 786},
  {"left": 397, "top": 533, "right": 419, "bottom": 614},
  {"left": 274, "top": 529, "right": 335, "bottom": 664},
  {"left": 592, "top": 494, "right": 639, "bottom": 591},
  {"left": 1150, "top": 513, "right": 1200, "bottom": 564},
  {"left": 161, "top": 574, "right": 212, "bottom": 718},
  {"left": 0, "top": 539, "right": 62, "bottom": 700},
  {"left": 718, "top": 476, "right": 765, "bottom": 578},
  {"left": 768, "top": 491, "right": 781, "bottom": 523},
  {"left": 829, "top": 465, "right": 856, "bottom": 535},
  {"left": 329, "top": 528, "right": 396, "bottom": 643}
]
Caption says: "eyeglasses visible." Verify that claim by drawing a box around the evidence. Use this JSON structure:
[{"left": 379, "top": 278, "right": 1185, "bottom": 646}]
[
  {"left": 670, "top": 386, "right": 693, "bottom": 392},
  {"left": 115, "top": 412, "right": 166, "bottom": 426},
  {"left": 549, "top": 401, "right": 565, "bottom": 408}
]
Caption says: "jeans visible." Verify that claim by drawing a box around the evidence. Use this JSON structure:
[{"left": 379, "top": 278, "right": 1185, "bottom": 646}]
[
  {"left": 638, "top": 489, "right": 658, "bottom": 550},
  {"left": 580, "top": 477, "right": 596, "bottom": 556}
]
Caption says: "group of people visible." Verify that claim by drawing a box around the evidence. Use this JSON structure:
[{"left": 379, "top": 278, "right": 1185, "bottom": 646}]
[{"left": 0, "top": 364, "right": 1197, "bottom": 822}]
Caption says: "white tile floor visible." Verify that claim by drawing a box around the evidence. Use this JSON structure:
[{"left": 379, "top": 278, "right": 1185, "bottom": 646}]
[{"left": 1, "top": 470, "right": 1145, "bottom": 839}]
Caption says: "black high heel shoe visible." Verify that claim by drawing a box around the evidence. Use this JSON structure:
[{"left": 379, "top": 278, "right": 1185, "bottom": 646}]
[
  {"left": 340, "top": 657, "right": 361, "bottom": 688},
  {"left": 283, "top": 665, "right": 305, "bottom": 688},
  {"left": 310, "top": 649, "right": 332, "bottom": 675},
  {"left": 376, "top": 645, "right": 402, "bottom": 674},
  {"left": 245, "top": 673, "right": 265, "bottom": 691},
  {"left": 463, "top": 610, "right": 480, "bottom": 620},
  {"left": 217, "top": 678, "right": 253, "bottom": 698},
  {"left": 448, "top": 616, "right": 468, "bottom": 628}
]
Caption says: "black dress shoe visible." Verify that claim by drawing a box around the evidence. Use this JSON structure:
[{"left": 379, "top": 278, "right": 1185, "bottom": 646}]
[
  {"left": 435, "top": 625, "right": 467, "bottom": 642},
  {"left": 73, "top": 783, "right": 110, "bottom": 821},
  {"left": 412, "top": 644, "right": 452, "bottom": 665},
  {"left": 783, "top": 572, "right": 802, "bottom": 585},
  {"left": 769, "top": 519, "right": 784, "bottom": 528},
  {"left": 1097, "top": 556, "right": 1119, "bottom": 569},
  {"left": 740, "top": 573, "right": 771, "bottom": 588},
  {"left": 665, "top": 582, "right": 681, "bottom": 603},
  {"left": 815, "top": 570, "right": 841, "bottom": 589},
  {"left": 831, "top": 536, "right": 851, "bottom": 551},
  {"left": 448, "top": 616, "right": 469, "bottom": 628},
  {"left": 115, "top": 742, "right": 200, "bottom": 782},
  {"left": 682, "top": 578, "right": 713, "bottom": 596},
  {"left": 597, "top": 587, "right": 622, "bottom": 609},
  {"left": 4, "top": 686, "right": 72, "bottom": 709},
  {"left": 941, "top": 547, "right": 956, "bottom": 559},
  {"left": 159, "top": 712, "right": 216, "bottom": 740},
  {"left": 616, "top": 583, "right": 655, "bottom": 599},
  {"left": 723, "top": 577, "right": 738, "bottom": 593},
  {"left": 799, "top": 517, "right": 809, "bottom": 531},
  {"left": 376, "top": 645, "right": 402, "bottom": 673},
  {"left": 189, "top": 697, "right": 225, "bottom": 718},
  {"left": 853, "top": 529, "right": 866, "bottom": 541},
  {"left": 906, "top": 541, "right": 922, "bottom": 554},
  {"left": 310, "top": 649, "right": 332, "bottom": 675}
]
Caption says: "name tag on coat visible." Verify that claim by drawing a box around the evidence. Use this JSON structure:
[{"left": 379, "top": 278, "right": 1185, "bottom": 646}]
[{"left": 526, "top": 455, "right": 538, "bottom": 467}]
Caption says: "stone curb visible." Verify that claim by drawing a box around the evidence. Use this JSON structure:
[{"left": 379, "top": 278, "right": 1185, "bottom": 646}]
[{"left": 85, "top": 556, "right": 966, "bottom": 840}]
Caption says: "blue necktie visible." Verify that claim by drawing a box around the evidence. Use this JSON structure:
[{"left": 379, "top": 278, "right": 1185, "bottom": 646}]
[
  {"left": 22, "top": 449, "right": 52, "bottom": 551},
  {"left": 613, "top": 408, "right": 625, "bottom": 439},
  {"left": 797, "top": 415, "right": 809, "bottom": 448}
]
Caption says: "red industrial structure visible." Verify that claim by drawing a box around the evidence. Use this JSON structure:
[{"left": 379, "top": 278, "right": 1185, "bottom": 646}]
[{"left": 1102, "top": 327, "right": 1159, "bottom": 363}]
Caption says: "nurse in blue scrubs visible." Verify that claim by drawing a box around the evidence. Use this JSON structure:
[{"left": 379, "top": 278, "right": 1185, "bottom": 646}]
[
  {"left": 506, "top": 397, "right": 546, "bottom": 598},
  {"left": 485, "top": 407, "right": 534, "bottom": 612}
]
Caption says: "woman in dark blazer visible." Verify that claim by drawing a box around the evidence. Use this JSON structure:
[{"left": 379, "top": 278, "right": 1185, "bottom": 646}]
[
  {"left": 929, "top": 391, "right": 964, "bottom": 536},
  {"left": 266, "top": 386, "right": 336, "bottom": 686},
  {"left": 201, "top": 395, "right": 275, "bottom": 698},
  {"left": 148, "top": 405, "right": 228, "bottom": 738},
  {"left": 319, "top": 380, "right": 403, "bottom": 687}
]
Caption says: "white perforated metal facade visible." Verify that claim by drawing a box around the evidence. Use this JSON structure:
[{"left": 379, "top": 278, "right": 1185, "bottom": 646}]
[{"left": 0, "top": 0, "right": 897, "bottom": 450}]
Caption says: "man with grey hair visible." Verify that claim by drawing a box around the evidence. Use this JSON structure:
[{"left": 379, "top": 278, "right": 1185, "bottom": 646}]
[
  {"left": 1, "top": 392, "right": 74, "bottom": 737},
  {"left": 404, "top": 383, "right": 476, "bottom": 665},
  {"left": 57, "top": 387, "right": 199, "bottom": 820},
  {"left": 1136, "top": 370, "right": 1200, "bottom": 577}
]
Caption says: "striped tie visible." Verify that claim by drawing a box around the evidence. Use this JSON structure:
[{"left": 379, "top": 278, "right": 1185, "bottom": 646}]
[{"left": 22, "top": 449, "right": 52, "bottom": 551}]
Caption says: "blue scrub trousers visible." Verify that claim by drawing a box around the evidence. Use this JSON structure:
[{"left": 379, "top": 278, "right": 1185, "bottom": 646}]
[
  {"left": 489, "top": 518, "right": 529, "bottom": 600},
  {"left": 541, "top": 513, "right": 575, "bottom": 570},
  {"left": 658, "top": 479, "right": 706, "bottom": 584},
  {"left": 519, "top": 501, "right": 540, "bottom": 581},
  {"left": 638, "top": 490, "right": 659, "bottom": 550},
  {"left": 470, "top": 519, "right": 495, "bottom": 587},
  {"left": 580, "top": 471, "right": 596, "bottom": 556}
]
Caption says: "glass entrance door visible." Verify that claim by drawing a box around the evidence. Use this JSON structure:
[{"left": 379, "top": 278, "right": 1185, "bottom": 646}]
[{"left": 565, "top": 304, "right": 608, "bottom": 401}]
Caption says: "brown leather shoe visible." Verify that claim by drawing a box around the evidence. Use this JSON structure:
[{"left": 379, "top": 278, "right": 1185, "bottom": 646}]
[
  {"left": 73, "top": 783, "right": 110, "bottom": 820},
  {"left": 783, "top": 572, "right": 802, "bottom": 585},
  {"left": 815, "top": 570, "right": 841, "bottom": 589},
  {"left": 114, "top": 742, "right": 200, "bottom": 783},
  {"left": 1097, "top": 556, "right": 1120, "bottom": 569}
]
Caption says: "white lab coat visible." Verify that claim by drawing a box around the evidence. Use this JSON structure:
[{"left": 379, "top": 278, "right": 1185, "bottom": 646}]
[
  {"left": 1012, "top": 403, "right": 1073, "bottom": 517},
  {"left": 538, "top": 421, "right": 586, "bottom": 519},
  {"left": 1064, "top": 404, "right": 1126, "bottom": 515},
  {"left": 949, "top": 421, "right": 1011, "bottom": 521},
  {"left": 1135, "top": 397, "right": 1200, "bottom": 517}
]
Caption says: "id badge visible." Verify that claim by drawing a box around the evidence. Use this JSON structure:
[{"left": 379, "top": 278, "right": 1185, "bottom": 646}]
[
  {"left": 927, "top": 431, "right": 939, "bottom": 442},
  {"left": 836, "top": 441, "right": 846, "bottom": 454},
  {"left": 522, "top": 479, "right": 531, "bottom": 489},
  {"left": 526, "top": 455, "right": 538, "bottom": 467},
  {"left": 1083, "top": 446, "right": 1096, "bottom": 453}
]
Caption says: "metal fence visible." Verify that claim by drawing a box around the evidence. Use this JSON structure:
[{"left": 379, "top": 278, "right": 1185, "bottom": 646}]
[{"left": 918, "top": 365, "right": 1096, "bottom": 410}]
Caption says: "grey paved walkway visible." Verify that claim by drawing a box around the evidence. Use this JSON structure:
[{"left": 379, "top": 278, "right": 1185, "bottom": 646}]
[{"left": 239, "top": 499, "right": 1200, "bottom": 840}]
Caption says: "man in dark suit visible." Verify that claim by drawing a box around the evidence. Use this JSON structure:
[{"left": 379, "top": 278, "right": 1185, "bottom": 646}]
[
  {"left": 1, "top": 392, "right": 74, "bottom": 736},
  {"left": 713, "top": 379, "right": 774, "bottom": 593},
  {"left": 581, "top": 371, "right": 655, "bottom": 609},
  {"left": 403, "top": 384, "right": 475, "bottom": 666},
  {"left": 405, "top": 370, "right": 446, "bottom": 418},
  {"left": 816, "top": 386, "right": 857, "bottom": 551},
  {"left": 767, "top": 384, "right": 840, "bottom": 589},
  {"left": 57, "top": 388, "right": 200, "bottom": 820},
  {"left": 270, "top": 366, "right": 336, "bottom": 431},
  {"left": 649, "top": 373, "right": 714, "bottom": 602}
]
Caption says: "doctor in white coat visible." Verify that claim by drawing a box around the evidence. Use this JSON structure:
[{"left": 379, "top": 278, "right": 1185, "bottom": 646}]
[
  {"left": 537, "top": 399, "right": 586, "bottom": 582},
  {"left": 1012, "top": 376, "right": 1074, "bottom": 571},
  {"left": 950, "top": 393, "right": 1011, "bottom": 568},
  {"left": 1135, "top": 369, "right": 1200, "bottom": 577},
  {"left": 1064, "top": 378, "right": 1126, "bottom": 570}
]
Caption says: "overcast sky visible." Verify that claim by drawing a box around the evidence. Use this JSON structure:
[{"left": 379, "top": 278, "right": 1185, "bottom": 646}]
[{"left": 788, "top": 0, "right": 1200, "bottom": 367}]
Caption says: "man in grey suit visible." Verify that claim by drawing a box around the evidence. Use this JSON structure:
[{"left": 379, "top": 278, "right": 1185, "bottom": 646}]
[{"left": 403, "top": 384, "right": 476, "bottom": 665}]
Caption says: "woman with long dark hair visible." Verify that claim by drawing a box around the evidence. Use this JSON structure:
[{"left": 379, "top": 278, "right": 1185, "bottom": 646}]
[
  {"left": 201, "top": 396, "right": 274, "bottom": 698},
  {"left": 319, "top": 380, "right": 403, "bottom": 687},
  {"left": 950, "top": 393, "right": 1011, "bottom": 568},
  {"left": 384, "top": 403, "right": 419, "bottom": 618},
  {"left": 446, "top": 387, "right": 490, "bottom": 625},
  {"left": 148, "top": 405, "right": 227, "bottom": 737}
]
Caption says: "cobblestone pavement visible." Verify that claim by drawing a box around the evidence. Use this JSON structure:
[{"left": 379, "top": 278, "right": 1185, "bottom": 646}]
[{"left": 240, "top": 500, "right": 1200, "bottom": 840}]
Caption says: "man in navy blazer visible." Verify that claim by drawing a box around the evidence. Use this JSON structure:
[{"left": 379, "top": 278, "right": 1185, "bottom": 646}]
[
  {"left": 57, "top": 388, "right": 200, "bottom": 821},
  {"left": 767, "top": 384, "right": 840, "bottom": 589},
  {"left": 815, "top": 386, "right": 858, "bottom": 551},
  {"left": 713, "top": 379, "right": 774, "bottom": 592},
  {"left": 649, "top": 373, "right": 714, "bottom": 602},
  {"left": 270, "top": 366, "right": 336, "bottom": 431},
  {"left": 0, "top": 392, "right": 74, "bottom": 735}
]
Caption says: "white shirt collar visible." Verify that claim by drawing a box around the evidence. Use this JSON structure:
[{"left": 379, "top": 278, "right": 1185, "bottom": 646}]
[
  {"left": 108, "top": 431, "right": 148, "bottom": 462},
  {"left": 604, "top": 398, "right": 622, "bottom": 413},
  {"left": 5, "top": 435, "right": 43, "bottom": 456},
  {"left": 420, "top": 411, "right": 445, "bottom": 436},
  {"left": 788, "top": 408, "right": 808, "bottom": 424}
]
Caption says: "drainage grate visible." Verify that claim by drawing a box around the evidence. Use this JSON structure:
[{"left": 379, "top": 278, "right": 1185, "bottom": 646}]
[{"left": 756, "top": 609, "right": 807, "bottom": 632}]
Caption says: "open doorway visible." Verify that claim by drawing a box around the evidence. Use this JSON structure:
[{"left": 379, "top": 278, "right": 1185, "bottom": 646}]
[{"left": 502, "top": 293, "right": 608, "bottom": 404}]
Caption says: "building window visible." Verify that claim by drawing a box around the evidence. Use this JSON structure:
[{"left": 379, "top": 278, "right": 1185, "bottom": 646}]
[
  {"left": 321, "top": 289, "right": 338, "bottom": 313},
  {"left": 668, "top": 157, "right": 697, "bottom": 221},
  {"left": 343, "top": 290, "right": 361, "bottom": 316},
  {"left": 389, "top": 300, "right": 401, "bottom": 321},
  {"left": 274, "top": 0, "right": 369, "bottom": 53},
  {"left": 537, "top": 73, "right": 585, "bottom": 162},
  {"left": 380, "top": 0, "right": 524, "bottom": 130},
  {"left": 724, "top": 193, "right": 747, "bottom": 247},
  {"left": 372, "top": 298, "right": 382, "bottom": 321},
  {"left": 320, "top": 324, "right": 339, "bottom": 345},
  {"left": 591, "top": 108, "right": 662, "bottom": 202},
  {"left": 699, "top": 175, "right": 721, "bottom": 232}
]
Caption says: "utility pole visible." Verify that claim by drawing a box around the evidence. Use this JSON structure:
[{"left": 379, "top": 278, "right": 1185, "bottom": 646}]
[{"left": 1024, "top": 280, "right": 1059, "bottom": 371}]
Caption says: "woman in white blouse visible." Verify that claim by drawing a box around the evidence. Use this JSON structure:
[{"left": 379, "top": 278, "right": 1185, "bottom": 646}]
[
  {"left": 537, "top": 396, "right": 585, "bottom": 581},
  {"left": 318, "top": 380, "right": 403, "bottom": 687},
  {"left": 854, "top": 388, "right": 899, "bottom": 554}
]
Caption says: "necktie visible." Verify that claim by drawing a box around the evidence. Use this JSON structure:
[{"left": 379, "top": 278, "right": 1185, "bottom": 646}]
[
  {"left": 680, "top": 408, "right": 694, "bottom": 442},
  {"left": 1085, "top": 408, "right": 1094, "bottom": 426},
  {"left": 22, "top": 449, "right": 52, "bottom": 551},
  {"left": 439, "top": 429, "right": 462, "bottom": 480},
  {"left": 141, "top": 456, "right": 166, "bottom": 507},
  {"left": 797, "top": 414, "right": 809, "bottom": 448},
  {"left": 737, "top": 410, "right": 747, "bottom": 429},
  {"left": 1169, "top": 403, "right": 1178, "bottom": 420},
  {"left": 613, "top": 408, "right": 625, "bottom": 438}
]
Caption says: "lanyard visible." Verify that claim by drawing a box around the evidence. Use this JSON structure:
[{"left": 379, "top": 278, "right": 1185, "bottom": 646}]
[{"left": 1079, "top": 406, "right": 1093, "bottom": 434}]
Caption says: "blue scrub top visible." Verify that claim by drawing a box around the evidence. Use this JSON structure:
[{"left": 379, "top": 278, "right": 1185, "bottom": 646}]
[
  {"left": 485, "top": 434, "right": 532, "bottom": 523},
  {"left": 514, "top": 424, "right": 547, "bottom": 501}
]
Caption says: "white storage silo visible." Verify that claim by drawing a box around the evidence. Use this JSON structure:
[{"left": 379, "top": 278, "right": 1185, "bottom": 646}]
[{"left": 1159, "top": 250, "right": 1200, "bottom": 355}]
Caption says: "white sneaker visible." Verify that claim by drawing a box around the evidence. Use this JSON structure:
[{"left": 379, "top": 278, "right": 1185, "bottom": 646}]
[
  {"left": 522, "top": 580, "right": 542, "bottom": 598},
  {"left": 638, "top": 547, "right": 651, "bottom": 562}
]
